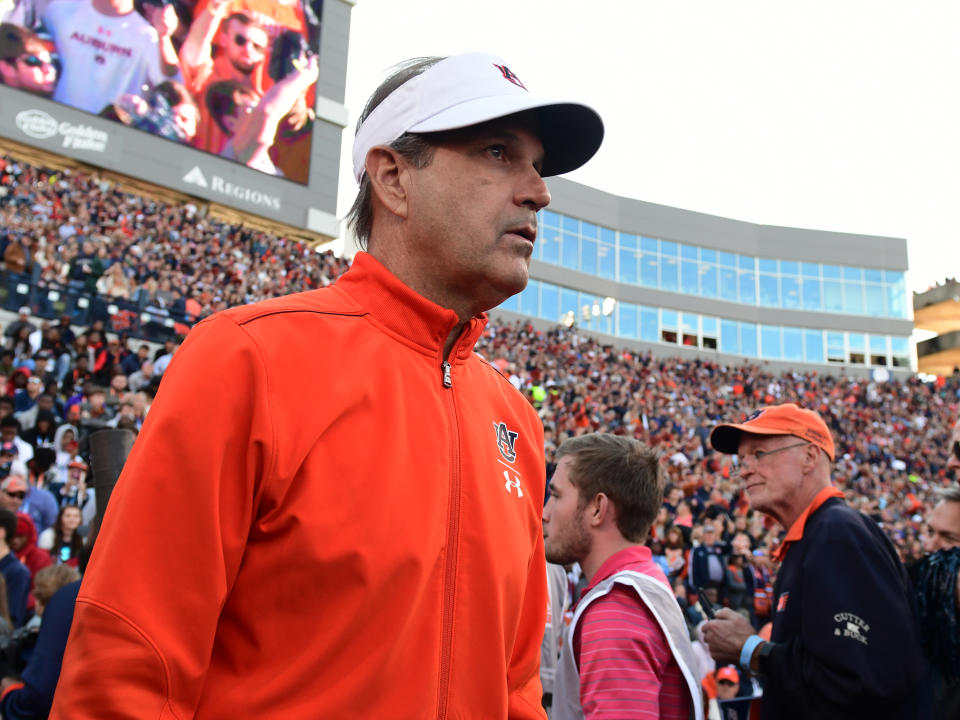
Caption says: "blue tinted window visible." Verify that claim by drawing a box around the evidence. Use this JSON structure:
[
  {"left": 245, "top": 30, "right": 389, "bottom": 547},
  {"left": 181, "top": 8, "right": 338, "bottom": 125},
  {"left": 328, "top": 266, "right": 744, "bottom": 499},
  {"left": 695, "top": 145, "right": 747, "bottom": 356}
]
[
  {"left": 887, "top": 274, "right": 906, "bottom": 317},
  {"left": 759, "top": 258, "right": 778, "bottom": 273},
  {"left": 518, "top": 280, "right": 538, "bottom": 316},
  {"left": 827, "top": 332, "right": 844, "bottom": 351},
  {"left": 660, "top": 240, "right": 678, "bottom": 257},
  {"left": 739, "top": 272, "right": 756, "bottom": 304},
  {"left": 661, "top": 257, "right": 679, "bottom": 291},
  {"left": 804, "top": 330, "right": 824, "bottom": 363},
  {"left": 844, "top": 282, "right": 864, "bottom": 314},
  {"left": 561, "top": 233, "right": 579, "bottom": 269},
  {"left": 641, "top": 236, "right": 658, "bottom": 253},
  {"left": 870, "top": 335, "right": 887, "bottom": 353},
  {"left": 783, "top": 328, "right": 803, "bottom": 361},
  {"left": 499, "top": 292, "right": 519, "bottom": 312},
  {"left": 801, "top": 262, "right": 819, "bottom": 278},
  {"left": 719, "top": 268, "right": 737, "bottom": 301},
  {"left": 780, "top": 260, "right": 799, "bottom": 276},
  {"left": 891, "top": 336, "right": 909, "bottom": 354},
  {"left": 824, "top": 281, "right": 843, "bottom": 312},
  {"left": 843, "top": 267, "right": 863, "bottom": 282},
  {"left": 619, "top": 248, "right": 638, "bottom": 284},
  {"left": 720, "top": 320, "right": 738, "bottom": 353},
  {"left": 741, "top": 323, "right": 758, "bottom": 357},
  {"left": 540, "top": 228, "right": 560, "bottom": 264},
  {"left": 597, "top": 242, "right": 615, "bottom": 280},
  {"left": 865, "top": 283, "right": 884, "bottom": 316},
  {"left": 619, "top": 303, "right": 638, "bottom": 339},
  {"left": 640, "top": 307, "right": 658, "bottom": 342},
  {"left": 620, "top": 233, "right": 637, "bottom": 250},
  {"left": 701, "top": 264, "right": 718, "bottom": 298},
  {"left": 781, "top": 276, "right": 800, "bottom": 309},
  {"left": 540, "top": 283, "right": 558, "bottom": 322},
  {"left": 681, "top": 244, "right": 698, "bottom": 260},
  {"left": 885, "top": 270, "right": 904, "bottom": 285},
  {"left": 562, "top": 216, "right": 578, "bottom": 233},
  {"left": 865, "top": 269, "right": 883, "bottom": 283},
  {"left": 822, "top": 265, "right": 842, "bottom": 280},
  {"left": 702, "top": 316, "right": 718, "bottom": 336},
  {"left": 681, "top": 261, "right": 699, "bottom": 295},
  {"left": 560, "top": 288, "right": 578, "bottom": 318},
  {"left": 759, "top": 274, "right": 779, "bottom": 307},
  {"left": 802, "top": 278, "right": 821, "bottom": 311},
  {"left": 680, "top": 313, "right": 697, "bottom": 334},
  {"left": 848, "top": 333, "right": 865, "bottom": 351},
  {"left": 601, "top": 228, "right": 616, "bottom": 245},
  {"left": 661, "top": 309, "right": 678, "bottom": 330},
  {"left": 541, "top": 210, "right": 559, "bottom": 228},
  {"left": 761, "top": 326, "right": 781, "bottom": 359},
  {"left": 738, "top": 255, "right": 756, "bottom": 271},
  {"left": 581, "top": 237, "right": 597, "bottom": 275},
  {"left": 718, "top": 252, "right": 736, "bottom": 267},
  {"left": 640, "top": 253, "right": 658, "bottom": 287},
  {"left": 701, "top": 248, "right": 716, "bottom": 264},
  {"left": 581, "top": 222, "right": 598, "bottom": 239}
]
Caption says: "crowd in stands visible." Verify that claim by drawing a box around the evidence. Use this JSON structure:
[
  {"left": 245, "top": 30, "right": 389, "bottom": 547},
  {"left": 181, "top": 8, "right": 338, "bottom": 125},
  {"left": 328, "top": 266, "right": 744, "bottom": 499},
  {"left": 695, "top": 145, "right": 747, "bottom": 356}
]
[{"left": 0, "top": 0, "right": 323, "bottom": 181}]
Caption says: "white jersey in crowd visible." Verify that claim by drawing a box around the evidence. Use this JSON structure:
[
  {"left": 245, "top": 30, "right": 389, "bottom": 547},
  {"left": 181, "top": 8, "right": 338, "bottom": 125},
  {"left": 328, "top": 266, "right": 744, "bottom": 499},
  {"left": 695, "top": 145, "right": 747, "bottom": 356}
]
[{"left": 42, "top": 0, "right": 166, "bottom": 114}]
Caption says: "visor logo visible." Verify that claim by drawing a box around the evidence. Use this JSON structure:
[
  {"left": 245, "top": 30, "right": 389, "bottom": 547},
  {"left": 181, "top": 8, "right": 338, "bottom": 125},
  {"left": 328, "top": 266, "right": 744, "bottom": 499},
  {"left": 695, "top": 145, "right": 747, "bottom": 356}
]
[{"left": 493, "top": 64, "right": 527, "bottom": 90}]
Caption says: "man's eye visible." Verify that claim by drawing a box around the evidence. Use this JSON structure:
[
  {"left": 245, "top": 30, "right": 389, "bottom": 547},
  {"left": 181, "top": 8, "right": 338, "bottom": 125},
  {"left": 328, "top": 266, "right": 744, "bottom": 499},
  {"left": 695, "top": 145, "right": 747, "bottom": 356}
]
[{"left": 487, "top": 145, "right": 506, "bottom": 159}]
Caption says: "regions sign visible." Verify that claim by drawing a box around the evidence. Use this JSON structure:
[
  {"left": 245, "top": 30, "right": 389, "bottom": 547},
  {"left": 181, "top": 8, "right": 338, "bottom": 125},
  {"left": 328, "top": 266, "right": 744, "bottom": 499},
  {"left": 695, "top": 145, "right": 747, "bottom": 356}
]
[
  {"left": 182, "top": 166, "right": 282, "bottom": 211},
  {"left": 15, "top": 109, "right": 109, "bottom": 152}
]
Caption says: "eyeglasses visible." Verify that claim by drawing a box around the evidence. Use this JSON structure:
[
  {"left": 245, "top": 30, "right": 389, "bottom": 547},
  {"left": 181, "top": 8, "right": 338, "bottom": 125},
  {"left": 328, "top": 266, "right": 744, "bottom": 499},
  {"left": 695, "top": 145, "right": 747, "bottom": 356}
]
[
  {"left": 18, "top": 53, "right": 52, "bottom": 68},
  {"left": 738, "top": 441, "right": 811, "bottom": 464},
  {"left": 233, "top": 33, "right": 266, "bottom": 54},
  {"left": 4, "top": 491, "right": 25, "bottom": 500}
]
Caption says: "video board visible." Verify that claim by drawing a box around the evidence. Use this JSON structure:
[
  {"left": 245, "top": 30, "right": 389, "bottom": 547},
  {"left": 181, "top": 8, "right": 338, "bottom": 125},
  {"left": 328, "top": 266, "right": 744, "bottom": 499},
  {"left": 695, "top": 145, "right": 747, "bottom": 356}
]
[{"left": 0, "top": 0, "right": 350, "bottom": 234}]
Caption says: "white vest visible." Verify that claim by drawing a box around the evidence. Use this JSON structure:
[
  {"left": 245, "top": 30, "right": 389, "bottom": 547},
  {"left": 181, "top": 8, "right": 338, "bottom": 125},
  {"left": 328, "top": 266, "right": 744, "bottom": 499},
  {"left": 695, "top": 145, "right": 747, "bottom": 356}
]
[{"left": 552, "top": 570, "right": 704, "bottom": 720}]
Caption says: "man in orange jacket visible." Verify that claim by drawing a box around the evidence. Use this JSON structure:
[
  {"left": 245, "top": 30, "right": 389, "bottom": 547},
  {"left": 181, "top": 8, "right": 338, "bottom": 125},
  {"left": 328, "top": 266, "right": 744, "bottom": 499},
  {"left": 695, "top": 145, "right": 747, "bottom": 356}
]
[{"left": 50, "top": 53, "right": 603, "bottom": 718}]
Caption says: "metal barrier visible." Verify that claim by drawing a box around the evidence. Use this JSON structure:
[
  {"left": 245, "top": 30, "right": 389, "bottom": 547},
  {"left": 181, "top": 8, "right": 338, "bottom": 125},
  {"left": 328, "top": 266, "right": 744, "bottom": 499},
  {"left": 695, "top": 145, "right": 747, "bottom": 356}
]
[{"left": 0, "top": 270, "right": 195, "bottom": 343}]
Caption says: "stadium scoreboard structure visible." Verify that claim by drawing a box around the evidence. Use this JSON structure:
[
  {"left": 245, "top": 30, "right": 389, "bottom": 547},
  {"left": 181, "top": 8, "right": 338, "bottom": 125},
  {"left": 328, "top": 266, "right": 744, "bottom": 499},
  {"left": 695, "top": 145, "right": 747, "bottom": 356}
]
[
  {"left": 0, "top": 0, "right": 356, "bottom": 242},
  {"left": 495, "top": 177, "right": 916, "bottom": 376}
]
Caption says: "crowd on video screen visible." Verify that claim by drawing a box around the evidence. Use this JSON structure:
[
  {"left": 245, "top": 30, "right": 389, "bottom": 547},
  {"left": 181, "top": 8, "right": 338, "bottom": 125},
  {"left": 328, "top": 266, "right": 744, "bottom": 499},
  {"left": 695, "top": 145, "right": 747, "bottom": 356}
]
[{"left": 0, "top": 0, "right": 323, "bottom": 183}]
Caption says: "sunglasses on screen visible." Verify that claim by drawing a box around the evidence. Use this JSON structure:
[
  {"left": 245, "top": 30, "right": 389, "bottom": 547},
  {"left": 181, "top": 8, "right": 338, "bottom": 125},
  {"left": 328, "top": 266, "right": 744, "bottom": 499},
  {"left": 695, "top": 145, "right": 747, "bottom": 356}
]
[
  {"left": 5, "top": 491, "right": 25, "bottom": 500},
  {"left": 233, "top": 34, "right": 266, "bottom": 54}
]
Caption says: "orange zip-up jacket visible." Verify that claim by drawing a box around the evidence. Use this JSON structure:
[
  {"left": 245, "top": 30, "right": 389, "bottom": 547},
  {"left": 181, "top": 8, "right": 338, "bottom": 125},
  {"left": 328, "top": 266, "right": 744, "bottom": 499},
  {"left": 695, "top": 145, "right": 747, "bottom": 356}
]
[{"left": 51, "top": 253, "right": 549, "bottom": 719}]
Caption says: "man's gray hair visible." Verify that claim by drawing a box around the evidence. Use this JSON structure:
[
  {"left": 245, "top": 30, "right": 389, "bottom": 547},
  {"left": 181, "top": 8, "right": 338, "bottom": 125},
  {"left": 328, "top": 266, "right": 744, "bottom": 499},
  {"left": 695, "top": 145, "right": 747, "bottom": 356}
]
[{"left": 936, "top": 486, "right": 960, "bottom": 505}]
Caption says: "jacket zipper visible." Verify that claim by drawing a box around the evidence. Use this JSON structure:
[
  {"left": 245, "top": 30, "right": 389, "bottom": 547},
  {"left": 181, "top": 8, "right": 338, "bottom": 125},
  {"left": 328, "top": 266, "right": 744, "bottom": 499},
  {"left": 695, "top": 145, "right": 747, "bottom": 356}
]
[{"left": 436, "top": 355, "right": 460, "bottom": 718}]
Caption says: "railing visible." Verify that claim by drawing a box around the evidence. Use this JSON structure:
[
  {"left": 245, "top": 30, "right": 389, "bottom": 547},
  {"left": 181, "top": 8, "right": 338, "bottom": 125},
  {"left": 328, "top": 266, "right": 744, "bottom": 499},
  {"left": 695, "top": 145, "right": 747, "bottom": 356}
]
[{"left": 0, "top": 270, "right": 195, "bottom": 343}]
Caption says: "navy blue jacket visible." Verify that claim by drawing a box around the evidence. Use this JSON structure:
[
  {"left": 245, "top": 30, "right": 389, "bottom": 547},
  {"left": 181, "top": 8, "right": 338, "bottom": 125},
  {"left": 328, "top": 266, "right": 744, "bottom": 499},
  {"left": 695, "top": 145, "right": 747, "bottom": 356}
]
[
  {"left": 1, "top": 580, "right": 80, "bottom": 719},
  {"left": 761, "top": 497, "right": 924, "bottom": 719},
  {"left": 0, "top": 553, "right": 31, "bottom": 628}
]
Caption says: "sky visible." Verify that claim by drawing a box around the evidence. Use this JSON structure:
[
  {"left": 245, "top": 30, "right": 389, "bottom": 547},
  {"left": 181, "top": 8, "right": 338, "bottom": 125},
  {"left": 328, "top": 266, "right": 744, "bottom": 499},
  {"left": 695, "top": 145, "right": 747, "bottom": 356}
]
[{"left": 334, "top": 0, "right": 960, "bottom": 296}]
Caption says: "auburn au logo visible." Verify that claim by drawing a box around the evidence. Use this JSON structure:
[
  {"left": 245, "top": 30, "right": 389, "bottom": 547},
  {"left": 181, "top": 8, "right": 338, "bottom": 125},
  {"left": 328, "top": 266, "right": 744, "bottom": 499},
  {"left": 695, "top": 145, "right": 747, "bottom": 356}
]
[
  {"left": 494, "top": 421, "right": 519, "bottom": 463},
  {"left": 493, "top": 64, "right": 527, "bottom": 90}
]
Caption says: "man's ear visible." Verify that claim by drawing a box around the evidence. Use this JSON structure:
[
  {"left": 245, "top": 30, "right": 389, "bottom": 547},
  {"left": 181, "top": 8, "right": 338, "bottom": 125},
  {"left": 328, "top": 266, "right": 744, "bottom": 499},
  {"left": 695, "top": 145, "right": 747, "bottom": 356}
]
[
  {"left": 585, "top": 493, "right": 614, "bottom": 529},
  {"left": 365, "top": 146, "right": 410, "bottom": 220}
]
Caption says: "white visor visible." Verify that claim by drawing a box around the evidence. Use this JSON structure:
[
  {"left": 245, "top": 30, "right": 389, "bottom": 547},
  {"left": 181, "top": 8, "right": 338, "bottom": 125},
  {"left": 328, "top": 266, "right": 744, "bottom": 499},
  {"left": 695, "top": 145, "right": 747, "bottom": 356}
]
[{"left": 352, "top": 52, "right": 604, "bottom": 184}]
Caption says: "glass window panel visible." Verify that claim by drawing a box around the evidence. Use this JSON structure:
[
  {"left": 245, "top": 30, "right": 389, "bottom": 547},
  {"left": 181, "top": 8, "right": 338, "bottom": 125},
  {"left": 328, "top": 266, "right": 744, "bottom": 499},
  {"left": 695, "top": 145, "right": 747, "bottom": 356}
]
[
  {"left": 759, "top": 258, "right": 778, "bottom": 273},
  {"left": 499, "top": 293, "right": 519, "bottom": 312},
  {"left": 681, "top": 261, "right": 699, "bottom": 294},
  {"left": 844, "top": 282, "right": 864, "bottom": 314},
  {"left": 581, "top": 222, "right": 598, "bottom": 239},
  {"left": 739, "top": 271, "right": 756, "bottom": 304},
  {"left": 661, "top": 257, "right": 679, "bottom": 291},
  {"left": 618, "top": 303, "right": 638, "bottom": 339},
  {"left": 562, "top": 215, "right": 579, "bottom": 233},
  {"left": 640, "top": 307, "right": 658, "bottom": 343},
  {"left": 560, "top": 288, "right": 578, "bottom": 320},
  {"left": 620, "top": 233, "right": 637, "bottom": 250},
  {"left": 865, "top": 269, "right": 883, "bottom": 283},
  {"left": 680, "top": 313, "right": 698, "bottom": 334},
  {"left": 824, "top": 281, "right": 843, "bottom": 312},
  {"left": 827, "top": 332, "right": 845, "bottom": 350},
  {"left": 641, "top": 236, "right": 658, "bottom": 252},
  {"left": 865, "top": 283, "right": 884, "bottom": 316},
  {"left": 801, "top": 262, "right": 820, "bottom": 278},
  {"left": 681, "top": 244, "right": 698, "bottom": 260},
  {"left": 518, "top": 280, "right": 538, "bottom": 316},
  {"left": 601, "top": 228, "right": 616, "bottom": 244},
  {"left": 781, "top": 276, "right": 800, "bottom": 309},
  {"left": 848, "top": 333, "right": 866, "bottom": 351},
  {"left": 660, "top": 240, "right": 678, "bottom": 257},
  {"left": 870, "top": 335, "right": 887, "bottom": 353},
  {"left": 640, "top": 253, "right": 659, "bottom": 287},
  {"left": 822, "top": 264, "right": 842, "bottom": 280},
  {"left": 888, "top": 274, "right": 906, "bottom": 317},
  {"left": 541, "top": 210, "right": 559, "bottom": 228},
  {"left": 843, "top": 267, "right": 863, "bottom": 282},
  {"left": 720, "top": 320, "right": 738, "bottom": 353},
  {"left": 804, "top": 330, "right": 824, "bottom": 363},
  {"left": 802, "top": 278, "right": 821, "bottom": 311},
  {"left": 783, "top": 328, "right": 803, "bottom": 361},
  {"left": 540, "top": 227, "right": 561, "bottom": 264},
  {"left": 891, "top": 337, "right": 909, "bottom": 354},
  {"left": 661, "top": 309, "right": 678, "bottom": 330},
  {"left": 719, "top": 268, "right": 737, "bottom": 301},
  {"left": 738, "top": 255, "right": 756, "bottom": 271},
  {"left": 885, "top": 270, "right": 905, "bottom": 285},
  {"left": 597, "top": 242, "right": 615, "bottom": 280},
  {"left": 619, "top": 248, "right": 638, "bottom": 284},
  {"left": 540, "top": 283, "right": 559, "bottom": 322},
  {"left": 759, "top": 274, "right": 779, "bottom": 307},
  {"left": 741, "top": 323, "right": 758, "bottom": 357},
  {"left": 718, "top": 252, "right": 736, "bottom": 267},
  {"left": 701, "top": 248, "right": 716, "bottom": 264},
  {"left": 701, "top": 264, "right": 718, "bottom": 298},
  {"left": 761, "top": 325, "right": 781, "bottom": 359},
  {"left": 581, "top": 237, "right": 598, "bottom": 275},
  {"left": 561, "top": 232, "right": 579, "bottom": 269},
  {"left": 702, "top": 317, "right": 717, "bottom": 336},
  {"left": 780, "top": 260, "right": 799, "bottom": 276}
]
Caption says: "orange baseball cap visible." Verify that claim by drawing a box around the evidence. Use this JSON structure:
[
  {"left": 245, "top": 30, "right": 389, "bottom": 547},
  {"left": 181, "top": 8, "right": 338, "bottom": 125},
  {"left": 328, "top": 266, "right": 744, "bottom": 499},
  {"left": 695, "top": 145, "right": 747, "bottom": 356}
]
[
  {"left": 710, "top": 403, "right": 835, "bottom": 461},
  {"left": 716, "top": 665, "right": 740, "bottom": 683}
]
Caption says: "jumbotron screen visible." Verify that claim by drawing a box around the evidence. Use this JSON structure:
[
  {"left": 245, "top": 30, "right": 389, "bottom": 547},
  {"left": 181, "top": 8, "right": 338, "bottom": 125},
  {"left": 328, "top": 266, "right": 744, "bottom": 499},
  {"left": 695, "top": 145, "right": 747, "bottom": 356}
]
[{"left": 0, "top": 0, "right": 324, "bottom": 185}]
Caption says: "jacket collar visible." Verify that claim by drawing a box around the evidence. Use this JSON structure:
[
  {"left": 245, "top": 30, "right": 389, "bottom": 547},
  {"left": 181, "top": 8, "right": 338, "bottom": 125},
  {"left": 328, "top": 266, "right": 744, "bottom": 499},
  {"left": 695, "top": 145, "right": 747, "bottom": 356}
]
[{"left": 335, "top": 252, "right": 488, "bottom": 360}]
